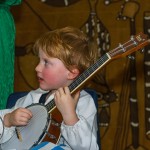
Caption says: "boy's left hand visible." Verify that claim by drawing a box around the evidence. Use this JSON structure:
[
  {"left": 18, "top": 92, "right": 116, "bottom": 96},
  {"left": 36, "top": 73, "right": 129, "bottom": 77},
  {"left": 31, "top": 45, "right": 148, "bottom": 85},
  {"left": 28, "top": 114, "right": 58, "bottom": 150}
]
[{"left": 54, "top": 87, "right": 80, "bottom": 126}]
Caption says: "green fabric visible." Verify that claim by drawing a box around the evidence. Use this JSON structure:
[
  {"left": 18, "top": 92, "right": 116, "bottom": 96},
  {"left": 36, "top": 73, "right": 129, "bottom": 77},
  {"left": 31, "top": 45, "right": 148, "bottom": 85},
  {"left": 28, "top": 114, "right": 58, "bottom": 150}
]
[{"left": 0, "top": 0, "right": 21, "bottom": 109}]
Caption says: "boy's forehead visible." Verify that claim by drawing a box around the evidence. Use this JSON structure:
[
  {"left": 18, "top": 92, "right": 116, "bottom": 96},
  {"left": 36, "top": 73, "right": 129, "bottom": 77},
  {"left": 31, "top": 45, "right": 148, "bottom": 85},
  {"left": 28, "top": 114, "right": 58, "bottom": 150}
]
[
  {"left": 39, "top": 49, "right": 54, "bottom": 59},
  {"left": 39, "top": 49, "right": 47, "bottom": 56}
]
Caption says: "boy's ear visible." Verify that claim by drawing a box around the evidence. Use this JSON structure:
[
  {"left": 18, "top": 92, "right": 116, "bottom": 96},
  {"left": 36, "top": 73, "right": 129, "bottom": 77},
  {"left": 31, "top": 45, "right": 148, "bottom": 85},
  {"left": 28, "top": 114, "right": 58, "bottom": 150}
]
[{"left": 68, "top": 68, "right": 80, "bottom": 80}]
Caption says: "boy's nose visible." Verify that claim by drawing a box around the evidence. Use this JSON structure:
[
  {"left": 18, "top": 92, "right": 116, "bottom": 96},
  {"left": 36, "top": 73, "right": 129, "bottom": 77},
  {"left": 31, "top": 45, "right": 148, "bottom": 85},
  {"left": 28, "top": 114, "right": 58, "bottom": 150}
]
[{"left": 35, "top": 63, "right": 41, "bottom": 72}]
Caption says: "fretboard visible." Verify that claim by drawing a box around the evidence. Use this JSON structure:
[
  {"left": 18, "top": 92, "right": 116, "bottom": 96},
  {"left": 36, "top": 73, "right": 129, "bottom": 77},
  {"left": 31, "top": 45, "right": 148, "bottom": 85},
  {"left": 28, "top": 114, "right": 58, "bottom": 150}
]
[
  {"left": 68, "top": 53, "right": 111, "bottom": 93},
  {"left": 45, "top": 53, "right": 111, "bottom": 112}
]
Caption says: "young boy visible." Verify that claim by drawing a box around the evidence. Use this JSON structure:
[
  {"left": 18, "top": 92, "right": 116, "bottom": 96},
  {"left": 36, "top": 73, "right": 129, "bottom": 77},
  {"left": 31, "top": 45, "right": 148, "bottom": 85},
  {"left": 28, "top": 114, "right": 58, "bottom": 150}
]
[{"left": 0, "top": 26, "right": 99, "bottom": 149}]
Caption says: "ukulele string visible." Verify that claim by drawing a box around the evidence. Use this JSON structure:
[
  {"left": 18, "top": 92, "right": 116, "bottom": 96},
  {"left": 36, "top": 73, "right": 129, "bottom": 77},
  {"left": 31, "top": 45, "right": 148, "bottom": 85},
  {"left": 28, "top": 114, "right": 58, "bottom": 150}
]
[{"left": 109, "top": 39, "right": 137, "bottom": 57}]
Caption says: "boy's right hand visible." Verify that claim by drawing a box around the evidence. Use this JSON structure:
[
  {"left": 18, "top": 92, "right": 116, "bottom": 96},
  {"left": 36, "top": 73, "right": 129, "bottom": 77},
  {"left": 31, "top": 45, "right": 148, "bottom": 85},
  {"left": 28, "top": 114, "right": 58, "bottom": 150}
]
[{"left": 4, "top": 108, "right": 32, "bottom": 127}]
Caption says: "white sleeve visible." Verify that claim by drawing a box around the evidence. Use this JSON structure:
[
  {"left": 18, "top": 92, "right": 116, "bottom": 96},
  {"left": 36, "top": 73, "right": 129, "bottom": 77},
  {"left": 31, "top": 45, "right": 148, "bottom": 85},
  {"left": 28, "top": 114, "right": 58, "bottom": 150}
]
[
  {"left": 60, "top": 91, "right": 99, "bottom": 150},
  {"left": 0, "top": 109, "right": 15, "bottom": 144},
  {"left": 0, "top": 117, "right": 4, "bottom": 140}
]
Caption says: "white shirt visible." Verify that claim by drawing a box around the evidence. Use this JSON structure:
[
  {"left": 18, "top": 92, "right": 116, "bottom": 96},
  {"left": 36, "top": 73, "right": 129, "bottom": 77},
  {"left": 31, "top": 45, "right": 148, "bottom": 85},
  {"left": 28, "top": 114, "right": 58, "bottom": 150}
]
[{"left": 0, "top": 88, "right": 99, "bottom": 150}]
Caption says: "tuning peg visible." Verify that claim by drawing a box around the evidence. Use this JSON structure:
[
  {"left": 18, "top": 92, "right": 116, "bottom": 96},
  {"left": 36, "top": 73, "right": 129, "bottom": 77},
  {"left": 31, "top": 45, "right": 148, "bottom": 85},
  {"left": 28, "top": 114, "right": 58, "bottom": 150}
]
[
  {"left": 128, "top": 55, "right": 135, "bottom": 60},
  {"left": 140, "top": 48, "right": 144, "bottom": 53}
]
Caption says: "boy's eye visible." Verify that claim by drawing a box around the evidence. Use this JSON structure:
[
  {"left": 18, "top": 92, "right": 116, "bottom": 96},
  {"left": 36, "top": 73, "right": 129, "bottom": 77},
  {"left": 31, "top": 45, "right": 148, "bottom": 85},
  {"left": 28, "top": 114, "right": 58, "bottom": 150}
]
[{"left": 44, "top": 60, "right": 49, "bottom": 65}]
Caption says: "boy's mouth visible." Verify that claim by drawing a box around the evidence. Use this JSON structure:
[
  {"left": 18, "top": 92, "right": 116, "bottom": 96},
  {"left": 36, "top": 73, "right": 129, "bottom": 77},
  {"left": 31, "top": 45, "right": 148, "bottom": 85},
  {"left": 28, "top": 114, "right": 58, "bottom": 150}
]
[{"left": 38, "top": 77, "right": 44, "bottom": 82}]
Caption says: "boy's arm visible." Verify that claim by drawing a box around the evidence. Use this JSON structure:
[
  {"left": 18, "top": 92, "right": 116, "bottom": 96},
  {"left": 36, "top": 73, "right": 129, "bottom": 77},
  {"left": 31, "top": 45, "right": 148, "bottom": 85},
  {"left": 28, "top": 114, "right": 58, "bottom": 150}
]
[{"left": 60, "top": 91, "right": 99, "bottom": 150}]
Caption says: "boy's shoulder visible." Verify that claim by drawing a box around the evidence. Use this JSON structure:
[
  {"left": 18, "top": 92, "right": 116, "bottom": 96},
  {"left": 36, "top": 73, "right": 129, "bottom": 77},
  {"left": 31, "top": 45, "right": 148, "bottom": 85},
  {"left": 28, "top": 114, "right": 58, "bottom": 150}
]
[
  {"left": 80, "top": 89, "right": 96, "bottom": 99},
  {"left": 79, "top": 89, "right": 95, "bottom": 102}
]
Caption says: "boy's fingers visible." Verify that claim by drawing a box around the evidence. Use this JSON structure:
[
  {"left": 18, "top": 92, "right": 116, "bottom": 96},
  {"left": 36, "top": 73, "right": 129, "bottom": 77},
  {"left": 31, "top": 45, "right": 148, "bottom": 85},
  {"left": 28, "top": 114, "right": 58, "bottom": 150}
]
[
  {"left": 73, "top": 91, "right": 80, "bottom": 101},
  {"left": 64, "top": 87, "right": 70, "bottom": 94}
]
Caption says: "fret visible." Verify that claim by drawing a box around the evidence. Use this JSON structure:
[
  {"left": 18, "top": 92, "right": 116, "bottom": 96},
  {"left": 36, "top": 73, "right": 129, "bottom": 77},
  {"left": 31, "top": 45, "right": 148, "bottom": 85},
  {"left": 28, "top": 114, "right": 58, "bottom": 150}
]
[{"left": 46, "top": 99, "right": 55, "bottom": 110}]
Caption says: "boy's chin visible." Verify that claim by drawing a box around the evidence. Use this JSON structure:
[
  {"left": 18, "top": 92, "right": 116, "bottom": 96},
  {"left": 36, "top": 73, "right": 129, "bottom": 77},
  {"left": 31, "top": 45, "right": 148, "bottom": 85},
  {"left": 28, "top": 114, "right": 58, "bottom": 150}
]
[{"left": 40, "top": 86, "right": 49, "bottom": 91}]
